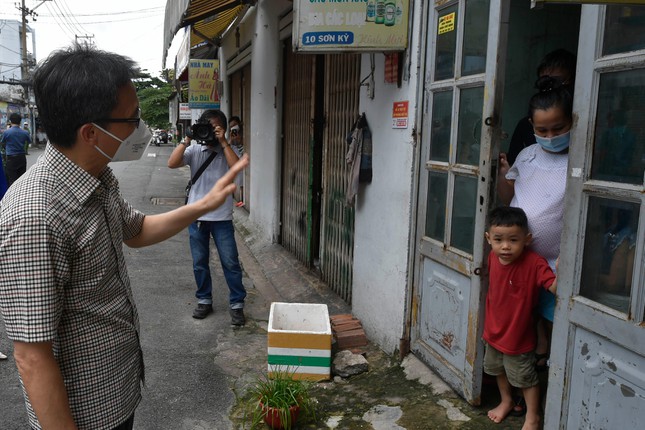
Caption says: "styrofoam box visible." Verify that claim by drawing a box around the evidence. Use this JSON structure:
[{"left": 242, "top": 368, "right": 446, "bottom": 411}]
[{"left": 267, "top": 302, "right": 332, "bottom": 381}]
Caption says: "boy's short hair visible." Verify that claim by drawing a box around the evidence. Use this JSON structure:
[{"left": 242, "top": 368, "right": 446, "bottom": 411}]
[{"left": 488, "top": 206, "right": 529, "bottom": 232}]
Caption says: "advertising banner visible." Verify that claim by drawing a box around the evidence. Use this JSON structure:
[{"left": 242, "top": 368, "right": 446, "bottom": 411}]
[
  {"left": 392, "top": 100, "right": 408, "bottom": 129},
  {"left": 293, "top": 0, "right": 409, "bottom": 52},
  {"left": 533, "top": 1, "right": 645, "bottom": 4},
  {"left": 179, "top": 103, "right": 192, "bottom": 120},
  {"left": 188, "top": 59, "right": 220, "bottom": 109}
]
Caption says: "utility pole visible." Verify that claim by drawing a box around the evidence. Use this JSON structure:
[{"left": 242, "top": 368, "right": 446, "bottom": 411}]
[
  {"left": 16, "top": 0, "right": 51, "bottom": 140},
  {"left": 17, "top": 0, "right": 31, "bottom": 100}
]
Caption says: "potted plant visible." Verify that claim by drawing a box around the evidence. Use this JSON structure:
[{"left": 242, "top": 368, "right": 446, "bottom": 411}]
[{"left": 247, "top": 369, "right": 317, "bottom": 429}]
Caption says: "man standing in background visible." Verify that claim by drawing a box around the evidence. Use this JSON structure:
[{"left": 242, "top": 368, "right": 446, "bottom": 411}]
[{"left": 1, "top": 113, "right": 31, "bottom": 186}]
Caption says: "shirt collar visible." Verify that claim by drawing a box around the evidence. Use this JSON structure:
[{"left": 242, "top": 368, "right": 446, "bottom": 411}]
[{"left": 44, "top": 144, "right": 107, "bottom": 205}]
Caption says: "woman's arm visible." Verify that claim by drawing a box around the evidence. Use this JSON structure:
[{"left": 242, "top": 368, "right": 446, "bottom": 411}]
[{"left": 497, "top": 153, "right": 515, "bottom": 205}]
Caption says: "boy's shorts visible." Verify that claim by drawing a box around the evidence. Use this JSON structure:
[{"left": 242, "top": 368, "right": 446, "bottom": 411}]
[{"left": 483, "top": 341, "right": 538, "bottom": 388}]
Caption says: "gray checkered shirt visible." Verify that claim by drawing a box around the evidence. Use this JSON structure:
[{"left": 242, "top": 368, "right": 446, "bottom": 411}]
[{"left": 0, "top": 144, "right": 145, "bottom": 429}]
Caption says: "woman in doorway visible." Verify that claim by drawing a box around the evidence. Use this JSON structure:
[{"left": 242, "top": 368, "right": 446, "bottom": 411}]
[{"left": 497, "top": 76, "right": 572, "bottom": 427}]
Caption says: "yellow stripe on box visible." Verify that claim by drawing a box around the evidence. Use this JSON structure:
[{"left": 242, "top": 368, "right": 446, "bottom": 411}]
[
  {"left": 268, "top": 365, "right": 330, "bottom": 381},
  {"left": 268, "top": 332, "right": 331, "bottom": 350}
]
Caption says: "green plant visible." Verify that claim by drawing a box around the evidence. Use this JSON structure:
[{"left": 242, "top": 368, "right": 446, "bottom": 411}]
[{"left": 246, "top": 369, "right": 317, "bottom": 429}]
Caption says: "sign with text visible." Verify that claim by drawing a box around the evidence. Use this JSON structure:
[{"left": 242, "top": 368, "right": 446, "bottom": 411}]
[
  {"left": 533, "top": 0, "right": 645, "bottom": 5},
  {"left": 179, "top": 103, "right": 192, "bottom": 120},
  {"left": 293, "top": 0, "right": 409, "bottom": 52},
  {"left": 188, "top": 59, "right": 220, "bottom": 109},
  {"left": 392, "top": 100, "right": 408, "bottom": 129}
]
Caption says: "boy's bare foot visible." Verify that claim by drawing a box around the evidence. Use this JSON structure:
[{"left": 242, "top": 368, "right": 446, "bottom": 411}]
[
  {"left": 521, "top": 412, "right": 540, "bottom": 430},
  {"left": 488, "top": 399, "right": 514, "bottom": 423}
]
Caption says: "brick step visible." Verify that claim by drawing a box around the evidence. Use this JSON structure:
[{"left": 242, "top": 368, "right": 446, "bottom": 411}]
[{"left": 330, "top": 314, "right": 369, "bottom": 350}]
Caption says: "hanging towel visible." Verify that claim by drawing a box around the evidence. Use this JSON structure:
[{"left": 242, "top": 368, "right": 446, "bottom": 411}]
[{"left": 345, "top": 113, "right": 372, "bottom": 206}]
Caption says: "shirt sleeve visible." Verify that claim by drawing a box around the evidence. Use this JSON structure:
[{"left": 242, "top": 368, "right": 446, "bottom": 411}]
[
  {"left": 535, "top": 255, "right": 556, "bottom": 290},
  {"left": 0, "top": 217, "right": 69, "bottom": 342},
  {"left": 119, "top": 197, "right": 145, "bottom": 241},
  {"left": 183, "top": 144, "right": 195, "bottom": 166}
]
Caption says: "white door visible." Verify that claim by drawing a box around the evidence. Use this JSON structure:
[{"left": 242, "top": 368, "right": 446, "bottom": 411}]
[
  {"left": 546, "top": 4, "right": 645, "bottom": 429},
  {"left": 411, "top": 0, "right": 508, "bottom": 404}
]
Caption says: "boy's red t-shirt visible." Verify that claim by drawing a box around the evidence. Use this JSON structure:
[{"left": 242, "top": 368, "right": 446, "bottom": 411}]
[{"left": 483, "top": 249, "right": 556, "bottom": 355}]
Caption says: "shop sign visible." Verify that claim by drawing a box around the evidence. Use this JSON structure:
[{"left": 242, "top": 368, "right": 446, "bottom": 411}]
[
  {"left": 392, "top": 100, "right": 408, "bottom": 129},
  {"left": 188, "top": 59, "right": 220, "bottom": 109},
  {"left": 179, "top": 103, "right": 191, "bottom": 120},
  {"left": 293, "top": 0, "right": 409, "bottom": 52},
  {"left": 532, "top": 0, "right": 645, "bottom": 4}
]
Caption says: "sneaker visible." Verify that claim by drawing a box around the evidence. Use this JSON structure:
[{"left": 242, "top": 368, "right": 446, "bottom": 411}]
[
  {"left": 230, "top": 308, "right": 246, "bottom": 326},
  {"left": 0, "top": 351, "right": 7, "bottom": 360},
  {"left": 192, "top": 304, "right": 213, "bottom": 319}
]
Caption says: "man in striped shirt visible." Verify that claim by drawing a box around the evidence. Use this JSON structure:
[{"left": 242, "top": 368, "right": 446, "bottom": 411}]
[{"left": 0, "top": 45, "right": 247, "bottom": 430}]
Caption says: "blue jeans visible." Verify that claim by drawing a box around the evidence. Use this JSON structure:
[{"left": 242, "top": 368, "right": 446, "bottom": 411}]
[{"left": 189, "top": 220, "right": 246, "bottom": 309}]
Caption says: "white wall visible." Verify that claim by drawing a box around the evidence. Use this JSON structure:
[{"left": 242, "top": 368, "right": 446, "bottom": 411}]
[
  {"left": 218, "top": 0, "right": 425, "bottom": 355},
  {"left": 221, "top": 2, "right": 291, "bottom": 244},
  {"left": 351, "top": 1, "right": 424, "bottom": 354}
]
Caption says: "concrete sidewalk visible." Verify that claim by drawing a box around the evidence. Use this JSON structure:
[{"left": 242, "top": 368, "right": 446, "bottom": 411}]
[{"left": 230, "top": 209, "right": 530, "bottom": 430}]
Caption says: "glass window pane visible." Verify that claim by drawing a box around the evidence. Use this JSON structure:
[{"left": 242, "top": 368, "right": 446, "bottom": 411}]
[
  {"left": 456, "top": 86, "right": 484, "bottom": 165},
  {"left": 603, "top": 5, "right": 645, "bottom": 56},
  {"left": 430, "top": 90, "right": 453, "bottom": 162},
  {"left": 462, "top": 0, "right": 490, "bottom": 76},
  {"left": 591, "top": 69, "right": 645, "bottom": 184},
  {"left": 451, "top": 175, "right": 477, "bottom": 254},
  {"left": 580, "top": 197, "right": 639, "bottom": 314},
  {"left": 435, "top": 5, "right": 458, "bottom": 81},
  {"left": 425, "top": 172, "right": 448, "bottom": 241}
]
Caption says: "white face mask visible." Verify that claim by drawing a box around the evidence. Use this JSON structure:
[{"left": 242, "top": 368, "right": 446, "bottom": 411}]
[{"left": 92, "top": 121, "right": 153, "bottom": 162}]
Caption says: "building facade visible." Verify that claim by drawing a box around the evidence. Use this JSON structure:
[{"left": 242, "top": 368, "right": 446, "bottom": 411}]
[{"left": 164, "top": 1, "right": 645, "bottom": 427}]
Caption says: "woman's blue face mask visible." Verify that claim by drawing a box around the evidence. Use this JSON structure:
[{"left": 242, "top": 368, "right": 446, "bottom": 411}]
[{"left": 534, "top": 130, "right": 570, "bottom": 153}]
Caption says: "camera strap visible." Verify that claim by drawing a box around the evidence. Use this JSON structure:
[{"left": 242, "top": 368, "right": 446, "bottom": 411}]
[{"left": 190, "top": 151, "right": 217, "bottom": 185}]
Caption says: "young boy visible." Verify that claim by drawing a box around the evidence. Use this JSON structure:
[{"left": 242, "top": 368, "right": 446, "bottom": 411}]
[{"left": 484, "top": 206, "right": 557, "bottom": 430}]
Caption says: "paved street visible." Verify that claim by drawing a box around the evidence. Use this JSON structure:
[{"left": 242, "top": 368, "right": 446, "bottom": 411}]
[{"left": 1, "top": 144, "right": 250, "bottom": 429}]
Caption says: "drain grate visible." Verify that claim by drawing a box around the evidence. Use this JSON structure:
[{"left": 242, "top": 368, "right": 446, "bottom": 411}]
[{"left": 151, "top": 197, "right": 185, "bottom": 205}]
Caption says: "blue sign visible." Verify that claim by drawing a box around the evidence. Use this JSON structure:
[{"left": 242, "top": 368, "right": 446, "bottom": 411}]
[{"left": 302, "top": 32, "right": 354, "bottom": 46}]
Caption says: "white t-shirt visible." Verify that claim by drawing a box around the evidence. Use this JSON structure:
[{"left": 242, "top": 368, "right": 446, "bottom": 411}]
[{"left": 506, "top": 143, "right": 568, "bottom": 270}]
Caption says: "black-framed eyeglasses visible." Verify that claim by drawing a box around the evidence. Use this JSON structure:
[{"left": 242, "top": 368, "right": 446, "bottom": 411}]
[{"left": 97, "top": 107, "right": 142, "bottom": 128}]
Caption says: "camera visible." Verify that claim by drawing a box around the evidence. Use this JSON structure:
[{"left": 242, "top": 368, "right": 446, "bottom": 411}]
[{"left": 186, "top": 120, "right": 216, "bottom": 145}]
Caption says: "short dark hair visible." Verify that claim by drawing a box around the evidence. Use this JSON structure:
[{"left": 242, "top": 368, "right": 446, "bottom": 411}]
[
  {"left": 537, "top": 49, "right": 576, "bottom": 82},
  {"left": 229, "top": 115, "right": 241, "bottom": 125},
  {"left": 32, "top": 44, "right": 138, "bottom": 148},
  {"left": 200, "top": 109, "right": 228, "bottom": 131},
  {"left": 488, "top": 206, "right": 529, "bottom": 232},
  {"left": 9, "top": 113, "right": 21, "bottom": 125}
]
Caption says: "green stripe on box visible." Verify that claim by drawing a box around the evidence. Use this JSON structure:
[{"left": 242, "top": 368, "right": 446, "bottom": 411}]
[{"left": 267, "top": 354, "right": 330, "bottom": 368}]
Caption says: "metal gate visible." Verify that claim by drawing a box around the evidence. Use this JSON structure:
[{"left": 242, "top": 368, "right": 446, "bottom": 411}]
[
  {"left": 230, "top": 63, "right": 252, "bottom": 209},
  {"left": 320, "top": 54, "right": 360, "bottom": 303},
  {"left": 280, "top": 46, "right": 315, "bottom": 263}
]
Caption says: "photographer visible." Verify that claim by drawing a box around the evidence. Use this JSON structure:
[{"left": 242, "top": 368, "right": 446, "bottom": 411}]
[
  {"left": 229, "top": 116, "right": 244, "bottom": 207},
  {"left": 168, "top": 110, "right": 247, "bottom": 325}
]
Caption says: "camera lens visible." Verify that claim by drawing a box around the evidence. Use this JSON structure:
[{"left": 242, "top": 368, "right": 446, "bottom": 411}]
[{"left": 231, "top": 130, "right": 238, "bottom": 136}]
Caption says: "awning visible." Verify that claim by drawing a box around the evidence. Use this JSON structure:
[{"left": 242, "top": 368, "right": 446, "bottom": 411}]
[{"left": 163, "top": 0, "right": 253, "bottom": 66}]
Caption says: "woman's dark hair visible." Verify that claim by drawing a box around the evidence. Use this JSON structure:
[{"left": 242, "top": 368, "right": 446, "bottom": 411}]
[
  {"left": 537, "top": 49, "right": 577, "bottom": 83},
  {"left": 229, "top": 115, "right": 241, "bottom": 125},
  {"left": 528, "top": 76, "right": 573, "bottom": 121},
  {"left": 488, "top": 206, "right": 529, "bottom": 232},
  {"left": 32, "top": 44, "right": 138, "bottom": 148}
]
